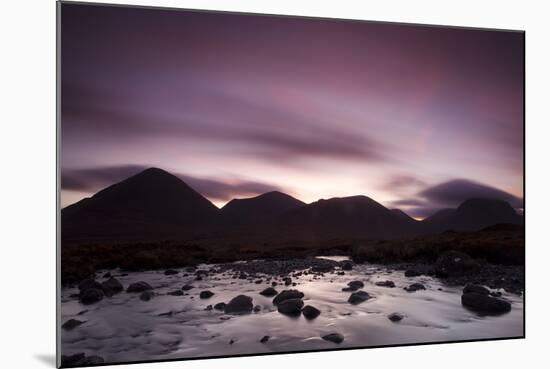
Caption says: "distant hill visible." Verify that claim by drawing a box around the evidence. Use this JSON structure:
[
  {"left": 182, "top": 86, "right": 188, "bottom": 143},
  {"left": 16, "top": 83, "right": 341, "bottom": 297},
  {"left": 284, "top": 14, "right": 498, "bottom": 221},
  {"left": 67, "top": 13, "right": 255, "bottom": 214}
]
[
  {"left": 61, "top": 167, "right": 523, "bottom": 246},
  {"left": 421, "top": 198, "right": 523, "bottom": 233},
  {"left": 62, "top": 168, "right": 219, "bottom": 243},
  {"left": 220, "top": 191, "right": 305, "bottom": 226},
  {"left": 278, "top": 196, "right": 418, "bottom": 240}
]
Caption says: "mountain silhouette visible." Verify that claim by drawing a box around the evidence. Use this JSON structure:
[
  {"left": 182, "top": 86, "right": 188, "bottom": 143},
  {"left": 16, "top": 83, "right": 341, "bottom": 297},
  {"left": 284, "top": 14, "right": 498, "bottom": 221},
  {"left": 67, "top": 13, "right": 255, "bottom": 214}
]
[
  {"left": 279, "top": 196, "right": 418, "bottom": 240},
  {"left": 61, "top": 167, "right": 523, "bottom": 245},
  {"left": 220, "top": 191, "right": 305, "bottom": 226},
  {"left": 62, "top": 168, "right": 219, "bottom": 242},
  {"left": 421, "top": 198, "right": 522, "bottom": 233}
]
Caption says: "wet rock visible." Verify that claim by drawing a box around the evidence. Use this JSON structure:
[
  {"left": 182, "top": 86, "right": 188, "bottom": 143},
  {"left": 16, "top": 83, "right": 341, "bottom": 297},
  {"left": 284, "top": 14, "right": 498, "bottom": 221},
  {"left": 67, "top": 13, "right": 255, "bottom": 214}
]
[
  {"left": 255, "top": 279, "right": 263, "bottom": 284},
  {"left": 301, "top": 305, "right": 321, "bottom": 320},
  {"left": 168, "top": 290, "right": 184, "bottom": 296},
  {"left": 61, "top": 353, "right": 104, "bottom": 367},
  {"left": 388, "top": 313, "right": 404, "bottom": 322},
  {"left": 272, "top": 289, "right": 304, "bottom": 305},
  {"left": 79, "top": 288, "right": 104, "bottom": 304},
  {"left": 260, "top": 335, "right": 270, "bottom": 343},
  {"left": 254, "top": 305, "right": 261, "bottom": 312},
  {"left": 404, "top": 283, "right": 426, "bottom": 292},
  {"left": 284, "top": 277, "right": 292, "bottom": 286},
  {"left": 404, "top": 269, "right": 421, "bottom": 277},
  {"left": 140, "top": 290, "right": 155, "bottom": 301},
  {"left": 200, "top": 290, "right": 215, "bottom": 299},
  {"left": 126, "top": 281, "right": 153, "bottom": 293},
  {"left": 342, "top": 280, "right": 364, "bottom": 292},
  {"left": 463, "top": 284, "right": 490, "bottom": 295},
  {"left": 224, "top": 295, "right": 253, "bottom": 314},
  {"left": 348, "top": 290, "right": 370, "bottom": 305},
  {"left": 164, "top": 269, "right": 179, "bottom": 275},
  {"left": 62, "top": 319, "right": 85, "bottom": 330},
  {"left": 277, "top": 298, "right": 304, "bottom": 316},
  {"left": 101, "top": 277, "right": 123, "bottom": 294},
  {"left": 375, "top": 280, "right": 395, "bottom": 288},
  {"left": 341, "top": 261, "right": 353, "bottom": 271},
  {"left": 260, "top": 287, "right": 278, "bottom": 297},
  {"left": 205, "top": 305, "right": 213, "bottom": 311},
  {"left": 271, "top": 281, "right": 278, "bottom": 287},
  {"left": 214, "top": 302, "right": 227, "bottom": 311},
  {"left": 461, "top": 292, "right": 511, "bottom": 315},
  {"left": 434, "top": 251, "right": 480, "bottom": 278},
  {"left": 181, "top": 285, "right": 194, "bottom": 291},
  {"left": 78, "top": 278, "right": 101, "bottom": 292},
  {"left": 322, "top": 333, "right": 344, "bottom": 344}
]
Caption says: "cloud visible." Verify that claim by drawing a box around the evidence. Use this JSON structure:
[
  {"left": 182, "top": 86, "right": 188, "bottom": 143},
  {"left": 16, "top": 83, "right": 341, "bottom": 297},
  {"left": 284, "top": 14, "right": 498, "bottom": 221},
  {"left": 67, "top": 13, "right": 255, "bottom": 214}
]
[
  {"left": 62, "top": 165, "right": 285, "bottom": 203},
  {"left": 61, "top": 81, "right": 390, "bottom": 165},
  {"left": 389, "top": 178, "right": 523, "bottom": 219},
  {"left": 418, "top": 179, "right": 523, "bottom": 208},
  {"left": 383, "top": 175, "right": 427, "bottom": 191}
]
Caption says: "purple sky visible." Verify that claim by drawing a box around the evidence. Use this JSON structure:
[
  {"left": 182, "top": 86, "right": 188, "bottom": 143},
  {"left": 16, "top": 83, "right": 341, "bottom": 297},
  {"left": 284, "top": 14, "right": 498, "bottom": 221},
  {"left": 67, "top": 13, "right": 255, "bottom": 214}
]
[{"left": 60, "top": 3, "right": 524, "bottom": 218}]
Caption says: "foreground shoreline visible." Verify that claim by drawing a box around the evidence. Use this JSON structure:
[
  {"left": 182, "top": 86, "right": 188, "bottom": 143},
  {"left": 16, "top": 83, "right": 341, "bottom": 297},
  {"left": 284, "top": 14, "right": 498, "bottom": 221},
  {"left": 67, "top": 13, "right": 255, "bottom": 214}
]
[{"left": 61, "top": 255, "right": 524, "bottom": 367}]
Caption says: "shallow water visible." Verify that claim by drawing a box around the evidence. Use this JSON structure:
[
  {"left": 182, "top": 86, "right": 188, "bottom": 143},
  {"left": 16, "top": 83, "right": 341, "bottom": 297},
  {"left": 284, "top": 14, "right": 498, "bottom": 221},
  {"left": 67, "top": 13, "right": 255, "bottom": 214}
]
[{"left": 61, "top": 257, "right": 523, "bottom": 364}]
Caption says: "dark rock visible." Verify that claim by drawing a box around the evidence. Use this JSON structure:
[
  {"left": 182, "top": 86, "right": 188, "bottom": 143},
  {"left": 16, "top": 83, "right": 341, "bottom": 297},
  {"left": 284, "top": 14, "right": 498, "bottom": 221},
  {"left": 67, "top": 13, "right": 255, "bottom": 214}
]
[
  {"left": 101, "top": 277, "right": 123, "bottom": 294},
  {"left": 78, "top": 278, "right": 101, "bottom": 292},
  {"left": 254, "top": 305, "right": 261, "bottom": 312},
  {"left": 79, "top": 288, "right": 104, "bottom": 304},
  {"left": 61, "top": 353, "right": 85, "bottom": 367},
  {"left": 199, "top": 290, "right": 214, "bottom": 299},
  {"left": 388, "top": 313, "right": 404, "bottom": 322},
  {"left": 302, "top": 305, "right": 321, "bottom": 320},
  {"left": 205, "top": 305, "right": 213, "bottom": 311},
  {"left": 195, "top": 275, "right": 203, "bottom": 281},
  {"left": 277, "top": 298, "right": 304, "bottom": 316},
  {"left": 164, "top": 269, "right": 179, "bottom": 275},
  {"left": 168, "top": 290, "right": 184, "bottom": 296},
  {"left": 272, "top": 289, "right": 304, "bottom": 305},
  {"left": 461, "top": 292, "right": 512, "bottom": 315},
  {"left": 181, "top": 285, "right": 194, "bottom": 291},
  {"left": 342, "top": 280, "right": 364, "bottom": 292},
  {"left": 214, "top": 302, "right": 226, "bottom": 311},
  {"left": 61, "top": 353, "right": 104, "bottom": 367},
  {"left": 284, "top": 277, "right": 292, "bottom": 286},
  {"left": 255, "top": 279, "right": 263, "bottom": 284},
  {"left": 271, "top": 282, "right": 278, "bottom": 287},
  {"left": 126, "top": 281, "right": 153, "bottom": 293},
  {"left": 404, "top": 283, "right": 426, "bottom": 292},
  {"left": 434, "top": 251, "right": 480, "bottom": 278},
  {"left": 62, "top": 319, "right": 85, "bottom": 330},
  {"left": 102, "top": 272, "right": 111, "bottom": 278},
  {"left": 260, "top": 287, "right": 278, "bottom": 297},
  {"left": 260, "top": 335, "right": 270, "bottom": 343},
  {"left": 404, "top": 270, "right": 421, "bottom": 277},
  {"left": 463, "top": 284, "right": 490, "bottom": 295},
  {"left": 341, "top": 261, "right": 353, "bottom": 271},
  {"left": 322, "top": 333, "right": 344, "bottom": 344},
  {"left": 375, "top": 280, "right": 395, "bottom": 288},
  {"left": 348, "top": 291, "right": 370, "bottom": 305},
  {"left": 140, "top": 290, "right": 155, "bottom": 301},
  {"left": 224, "top": 295, "right": 253, "bottom": 314}
]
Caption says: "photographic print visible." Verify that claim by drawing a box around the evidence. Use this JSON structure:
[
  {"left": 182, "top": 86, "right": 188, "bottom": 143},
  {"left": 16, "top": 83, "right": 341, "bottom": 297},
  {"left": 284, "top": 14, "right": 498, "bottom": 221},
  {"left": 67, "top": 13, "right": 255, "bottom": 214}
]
[{"left": 58, "top": 2, "right": 525, "bottom": 367}]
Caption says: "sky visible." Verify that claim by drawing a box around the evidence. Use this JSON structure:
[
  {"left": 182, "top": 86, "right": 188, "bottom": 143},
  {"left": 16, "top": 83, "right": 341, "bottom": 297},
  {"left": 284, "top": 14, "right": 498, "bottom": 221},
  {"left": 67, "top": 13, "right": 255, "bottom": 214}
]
[{"left": 60, "top": 3, "right": 524, "bottom": 218}]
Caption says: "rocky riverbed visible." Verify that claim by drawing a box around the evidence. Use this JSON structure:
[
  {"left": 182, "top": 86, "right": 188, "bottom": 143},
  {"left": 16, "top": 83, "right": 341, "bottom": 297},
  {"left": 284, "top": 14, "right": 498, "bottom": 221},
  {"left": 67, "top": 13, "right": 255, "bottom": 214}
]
[{"left": 60, "top": 256, "right": 523, "bottom": 366}]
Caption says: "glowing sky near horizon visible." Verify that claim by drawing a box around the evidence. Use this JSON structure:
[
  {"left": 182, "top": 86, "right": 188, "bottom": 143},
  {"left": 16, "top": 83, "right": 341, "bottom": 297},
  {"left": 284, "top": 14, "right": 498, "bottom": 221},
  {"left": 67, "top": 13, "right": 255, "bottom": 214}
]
[{"left": 60, "top": 4, "right": 524, "bottom": 218}]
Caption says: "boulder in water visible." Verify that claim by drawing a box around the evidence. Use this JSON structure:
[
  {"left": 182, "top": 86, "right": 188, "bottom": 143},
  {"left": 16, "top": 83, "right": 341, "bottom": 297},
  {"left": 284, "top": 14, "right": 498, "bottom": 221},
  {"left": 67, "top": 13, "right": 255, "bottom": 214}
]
[
  {"left": 126, "top": 281, "right": 153, "bottom": 293},
  {"left": 224, "top": 295, "right": 253, "bottom": 314},
  {"left": 277, "top": 298, "right": 304, "bottom": 316},
  {"left": 272, "top": 290, "right": 304, "bottom": 305},
  {"left": 322, "top": 333, "right": 344, "bottom": 344},
  {"left": 302, "top": 305, "right": 321, "bottom": 320},
  {"left": 348, "top": 290, "right": 370, "bottom": 305}
]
